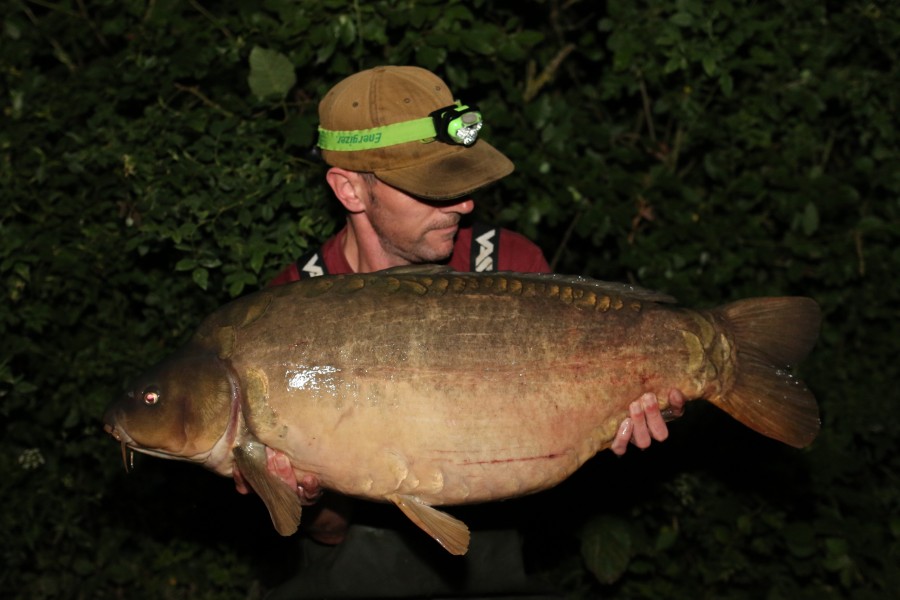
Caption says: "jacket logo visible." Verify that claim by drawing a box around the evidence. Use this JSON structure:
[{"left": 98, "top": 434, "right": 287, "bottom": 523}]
[
  {"left": 474, "top": 229, "right": 497, "bottom": 272},
  {"left": 302, "top": 253, "right": 325, "bottom": 277}
]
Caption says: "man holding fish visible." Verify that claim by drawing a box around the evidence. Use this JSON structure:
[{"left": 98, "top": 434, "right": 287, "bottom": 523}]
[
  {"left": 105, "top": 63, "right": 819, "bottom": 597},
  {"left": 260, "top": 65, "right": 685, "bottom": 597}
]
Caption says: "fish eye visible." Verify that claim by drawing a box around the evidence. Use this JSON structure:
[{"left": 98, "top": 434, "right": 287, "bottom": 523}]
[{"left": 142, "top": 387, "right": 161, "bottom": 406}]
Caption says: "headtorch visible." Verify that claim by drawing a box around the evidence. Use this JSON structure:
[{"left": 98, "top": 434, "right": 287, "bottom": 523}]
[{"left": 317, "top": 101, "right": 484, "bottom": 152}]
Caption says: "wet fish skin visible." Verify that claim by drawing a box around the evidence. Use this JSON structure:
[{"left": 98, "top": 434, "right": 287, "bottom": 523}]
[{"left": 104, "top": 268, "right": 821, "bottom": 554}]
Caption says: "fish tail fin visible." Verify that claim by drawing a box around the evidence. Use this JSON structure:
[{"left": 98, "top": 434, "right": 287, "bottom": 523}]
[{"left": 710, "top": 297, "right": 822, "bottom": 448}]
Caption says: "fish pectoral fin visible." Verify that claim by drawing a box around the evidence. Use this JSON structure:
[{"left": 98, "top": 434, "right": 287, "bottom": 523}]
[
  {"left": 233, "top": 442, "right": 302, "bottom": 536},
  {"left": 387, "top": 494, "right": 470, "bottom": 556}
]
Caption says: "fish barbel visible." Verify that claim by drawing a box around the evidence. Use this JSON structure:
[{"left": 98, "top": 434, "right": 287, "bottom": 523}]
[{"left": 103, "top": 267, "right": 821, "bottom": 554}]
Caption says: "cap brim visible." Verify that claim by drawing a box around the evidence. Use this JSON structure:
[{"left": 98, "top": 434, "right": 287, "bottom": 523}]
[{"left": 373, "top": 141, "right": 514, "bottom": 200}]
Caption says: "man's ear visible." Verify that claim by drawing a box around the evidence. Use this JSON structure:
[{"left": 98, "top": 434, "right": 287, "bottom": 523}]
[{"left": 326, "top": 168, "right": 368, "bottom": 213}]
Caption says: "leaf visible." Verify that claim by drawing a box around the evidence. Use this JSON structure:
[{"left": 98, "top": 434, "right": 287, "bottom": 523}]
[
  {"left": 580, "top": 515, "right": 635, "bottom": 585},
  {"left": 247, "top": 47, "right": 297, "bottom": 101},
  {"left": 510, "top": 30, "right": 544, "bottom": 47},
  {"left": 655, "top": 523, "right": 679, "bottom": 552},
  {"left": 802, "top": 202, "right": 819, "bottom": 236},
  {"left": 785, "top": 522, "right": 816, "bottom": 558},
  {"left": 192, "top": 267, "right": 209, "bottom": 290},
  {"left": 463, "top": 31, "right": 496, "bottom": 55},
  {"left": 175, "top": 258, "right": 196, "bottom": 271},
  {"left": 250, "top": 249, "right": 266, "bottom": 274},
  {"left": 415, "top": 45, "right": 447, "bottom": 70},
  {"left": 719, "top": 72, "right": 734, "bottom": 96},
  {"left": 671, "top": 12, "right": 694, "bottom": 27}
]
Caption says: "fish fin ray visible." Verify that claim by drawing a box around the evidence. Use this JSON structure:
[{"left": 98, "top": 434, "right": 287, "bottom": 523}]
[
  {"left": 714, "top": 297, "right": 821, "bottom": 448},
  {"left": 723, "top": 296, "right": 821, "bottom": 366},
  {"left": 387, "top": 494, "right": 470, "bottom": 555},
  {"left": 233, "top": 442, "right": 302, "bottom": 536}
]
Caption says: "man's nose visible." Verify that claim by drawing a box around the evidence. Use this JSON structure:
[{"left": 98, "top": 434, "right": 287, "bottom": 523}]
[{"left": 440, "top": 198, "right": 475, "bottom": 214}]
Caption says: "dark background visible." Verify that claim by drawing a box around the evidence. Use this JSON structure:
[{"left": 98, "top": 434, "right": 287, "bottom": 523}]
[{"left": 2, "top": 1, "right": 898, "bottom": 598}]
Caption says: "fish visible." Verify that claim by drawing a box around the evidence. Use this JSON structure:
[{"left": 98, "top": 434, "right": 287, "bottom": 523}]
[{"left": 103, "top": 266, "right": 821, "bottom": 555}]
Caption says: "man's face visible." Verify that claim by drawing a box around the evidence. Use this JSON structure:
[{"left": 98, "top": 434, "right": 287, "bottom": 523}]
[{"left": 363, "top": 177, "right": 475, "bottom": 264}]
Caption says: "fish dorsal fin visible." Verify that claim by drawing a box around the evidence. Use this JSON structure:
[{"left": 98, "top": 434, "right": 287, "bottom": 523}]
[
  {"left": 506, "top": 272, "right": 678, "bottom": 304},
  {"left": 375, "top": 267, "right": 678, "bottom": 304},
  {"left": 233, "top": 441, "right": 302, "bottom": 536},
  {"left": 387, "top": 494, "right": 470, "bottom": 555},
  {"left": 377, "top": 264, "right": 454, "bottom": 276}
]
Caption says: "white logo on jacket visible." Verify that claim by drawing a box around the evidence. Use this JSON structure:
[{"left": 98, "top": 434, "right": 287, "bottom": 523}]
[
  {"left": 302, "top": 254, "right": 325, "bottom": 278},
  {"left": 474, "top": 229, "right": 497, "bottom": 272}
]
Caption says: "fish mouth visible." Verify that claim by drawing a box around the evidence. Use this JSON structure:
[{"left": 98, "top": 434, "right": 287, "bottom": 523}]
[
  {"left": 103, "top": 421, "right": 121, "bottom": 441},
  {"left": 103, "top": 421, "right": 185, "bottom": 471}
]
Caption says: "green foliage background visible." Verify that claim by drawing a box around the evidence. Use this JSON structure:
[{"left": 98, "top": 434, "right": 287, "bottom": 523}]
[{"left": 2, "top": 0, "right": 898, "bottom": 597}]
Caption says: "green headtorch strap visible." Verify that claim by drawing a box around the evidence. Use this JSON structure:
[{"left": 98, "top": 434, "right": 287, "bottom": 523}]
[{"left": 318, "top": 102, "right": 483, "bottom": 152}]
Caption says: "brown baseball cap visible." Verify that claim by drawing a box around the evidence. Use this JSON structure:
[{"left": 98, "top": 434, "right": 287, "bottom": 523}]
[{"left": 317, "top": 66, "right": 514, "bottom": 200}]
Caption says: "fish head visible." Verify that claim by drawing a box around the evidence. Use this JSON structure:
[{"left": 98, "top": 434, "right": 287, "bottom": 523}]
[{"left": 104, "top": 346, "right": 238, "bottom": 468}]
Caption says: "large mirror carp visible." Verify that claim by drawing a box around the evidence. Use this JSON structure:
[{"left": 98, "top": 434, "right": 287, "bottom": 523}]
[{"left": 104, "top": 267, "right": 821, "bottom": 555}]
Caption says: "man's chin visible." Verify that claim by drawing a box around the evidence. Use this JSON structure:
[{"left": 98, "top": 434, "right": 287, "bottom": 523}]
[{"left": 415, "top": 243, "right": 455, "bottom": 265}]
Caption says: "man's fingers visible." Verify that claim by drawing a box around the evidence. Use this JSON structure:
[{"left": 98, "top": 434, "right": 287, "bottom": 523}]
[
  {"left": 298, "top": 473, "right": 324, "bottom": 505},
  {"left": 642, "top": 393, "right": 670, "bottom": 442},
  {"left": 264, "top": 447, "right": 323, "bottom": 504},
  {"left": 630, "top": 397, "right": 652, "bottom": 449},
  {"left": 611, "top": 418, "right": 633, "bottom": 456},
  {"left": 611, "top": 390, "right": 685, "bottom": 456},
  {"left": 660, "top": 389, "right": 686, "bottom": 421},
  {"left": 669, "top": 388, "right": 686, "bottom": 414},
  {"left": 266, "top": 448, "right": 294, "bottom": 482}
]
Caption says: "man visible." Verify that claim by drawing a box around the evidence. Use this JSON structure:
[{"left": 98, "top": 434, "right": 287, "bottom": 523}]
[{"left": 256, "top": 66, "right": 684, "bottom": 598}]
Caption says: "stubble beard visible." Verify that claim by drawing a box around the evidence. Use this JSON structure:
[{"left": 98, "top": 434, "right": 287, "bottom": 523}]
[
  {"left": 368, "top": 194, "right": 459, "bottom": 265},
  {"left": 375, "top": 221, "right": 458, "bottom": 264}
]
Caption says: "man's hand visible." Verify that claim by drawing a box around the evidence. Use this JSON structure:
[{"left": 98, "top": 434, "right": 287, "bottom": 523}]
[{"left": 610, "top": 389, "right": 686, "bottom": 456}]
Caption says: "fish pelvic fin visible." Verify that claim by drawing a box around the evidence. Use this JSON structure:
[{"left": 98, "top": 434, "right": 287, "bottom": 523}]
[
  {"left": 387, "top": 494, "right": 470, "bottom": 556},
  {"left": 713, "top": 297, "right": 822, "bottom": 448},
  {"left": 233, "top": 441, "right": 302, "bottom": 536}
]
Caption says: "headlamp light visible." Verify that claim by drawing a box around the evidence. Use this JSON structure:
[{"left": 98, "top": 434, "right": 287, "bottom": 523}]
[{"left": 430, "top": 104, "right": 483, "bottom": 147}]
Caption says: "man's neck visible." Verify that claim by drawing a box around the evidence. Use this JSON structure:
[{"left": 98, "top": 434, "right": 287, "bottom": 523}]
[{"left": 341, "top": 216, "right": 408, "bottom": 273}]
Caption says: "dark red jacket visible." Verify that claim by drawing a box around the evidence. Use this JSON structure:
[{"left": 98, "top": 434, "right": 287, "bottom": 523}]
[{"left": 269, "top": 222, "right": 550, "bottom": 284}]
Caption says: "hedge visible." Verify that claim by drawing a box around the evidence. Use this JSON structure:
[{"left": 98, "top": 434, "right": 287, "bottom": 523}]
[{"left": 2, "top": 1, "right": 898, "bottom": 598}]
